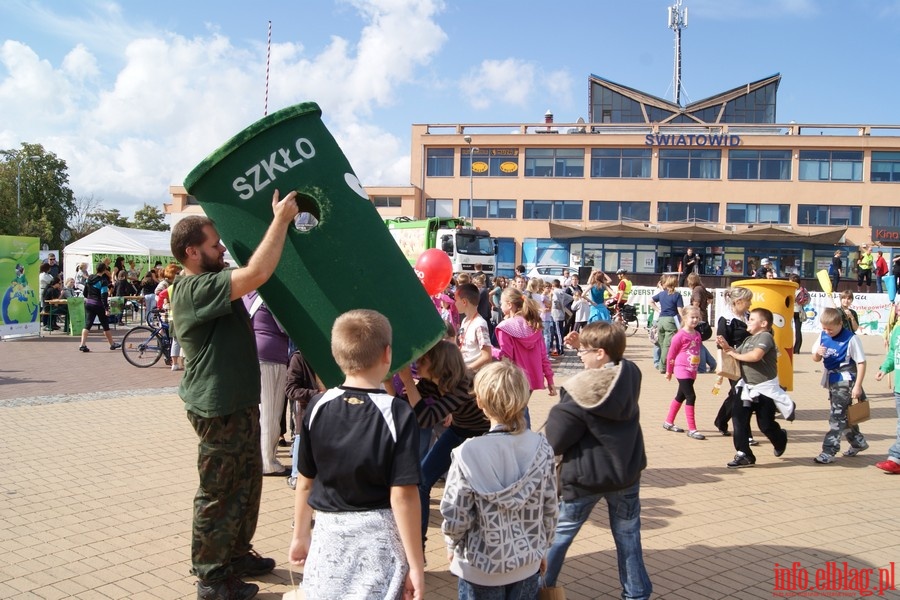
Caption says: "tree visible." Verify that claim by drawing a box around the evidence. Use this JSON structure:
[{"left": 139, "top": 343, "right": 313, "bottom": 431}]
[
  {"left": 89, "top": 208, "right": 130, "bottom": 228},
  {"left": 68, "top": 194, "right": 103, "bottom": 241},
  {"left": 0, "top": 143, "right": 76, "bottom": 248},
  {"left": 133, "top": 203, "right": 169, "bottom": 231}
]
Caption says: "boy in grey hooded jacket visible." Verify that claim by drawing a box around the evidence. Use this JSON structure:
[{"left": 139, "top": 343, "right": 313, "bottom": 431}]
[
  {"left": 440, "top": 360, "right": 558, "bottom": 597},
  {"left": 543, "top": 321, "right": 652, "bottom": 600}
]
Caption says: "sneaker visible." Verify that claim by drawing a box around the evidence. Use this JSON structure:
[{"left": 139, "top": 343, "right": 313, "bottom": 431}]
[
  {"left": 774, "top": 431, "right": 788, "bottom": 457},
  {"left": 875, "top": 460, "right": 900, "bottom": 474},
  {"left": 717, "top": 429, "right": 732, "bottom": 437},
  {"left": 663, "top": 422, "right": 684, "bottom": 433},
  {"left": 550, "top": 350, "right": 560, "bottom": 357},
  {"left": 286, "top": 476, "right": 297, "bottom": 490},
  {"left": 748, "top": 438, "right": 760, "bottom": 447},
  {"left": 171, "top": 363, "right": 183, "bottom": 371},
  {"left": 109, "top": 342, "right": 121, "bottom": 350},
  {"left": 196, "top": 576, "right": 258, "bottom": 600},
  {"left": 78, "top": 345, "right": 90, "bottom": 353},
  {"left": 814, "top": 452, "right": 835, "bottom": 464},
  {"left": 727, "top": 452, "right": 754, "bottom": 468},
  {"left": 230, "top": 549, "right": 276, "bottom": 578},
  {"left": 687, "top": 430, "right": 706, "bottom": 440},
  {"left": 842, "top": 441, "right": 869, "bottom": 457}
]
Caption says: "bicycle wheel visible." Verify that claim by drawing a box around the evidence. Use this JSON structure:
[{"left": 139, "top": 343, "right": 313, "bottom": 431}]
[
  {"left": 146, "top": 308, "right": 162, "bottom": 328},
  {"left": 623, "top": 319, "right": 639, "bottom": 337},
  {"left": 122, "top": 326, "right": 165, "bottom": 367}
]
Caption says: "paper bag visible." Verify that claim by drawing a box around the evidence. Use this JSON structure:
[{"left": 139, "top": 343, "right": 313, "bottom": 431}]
[
  {"left": 847, "top": 399, "right": 870, "bottom": 426},
  {"left": 716, "top": 348, "right": 741, "bottom": 381},
  {"left": 283, "top": 569, "right": 305, "bottom": 600},
  {"left": 539, "top": 585, "right": 567, "bottom": 600}
]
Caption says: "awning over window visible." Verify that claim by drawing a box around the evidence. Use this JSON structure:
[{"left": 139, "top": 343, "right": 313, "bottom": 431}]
[{"left": 548, "top": 221, "right": 847, "bottom": 244}]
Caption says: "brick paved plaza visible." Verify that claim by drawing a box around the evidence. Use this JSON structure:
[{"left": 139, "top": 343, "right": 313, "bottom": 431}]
[{"left": 2, "top": 329, "right": 898, "bottom": 598}]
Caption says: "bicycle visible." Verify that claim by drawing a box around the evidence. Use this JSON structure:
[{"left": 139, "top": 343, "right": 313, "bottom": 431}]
[
  {"left": 121, "top": 318, "right": 172, "bottom": 368},
  {"left": 610, "top": 302, "right": 640, "bottom": 337}
]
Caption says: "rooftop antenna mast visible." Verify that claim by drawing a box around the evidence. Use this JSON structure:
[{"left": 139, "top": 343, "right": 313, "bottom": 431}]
[{"left": 667, "top": 0, "right": 688, "bottom": 106}]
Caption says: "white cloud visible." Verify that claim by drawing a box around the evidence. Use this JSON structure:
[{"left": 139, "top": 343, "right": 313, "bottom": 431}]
[
  {"left": 0, "top": 0, "right": 447, "bottom": 215},
  {"left": 462, "top": 58, "right": 537, "bottom": 110}
]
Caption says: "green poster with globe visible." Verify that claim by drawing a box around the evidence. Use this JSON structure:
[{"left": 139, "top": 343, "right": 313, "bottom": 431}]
[{"left": 1, "top": 236, "right": 41, "bottom": 338}]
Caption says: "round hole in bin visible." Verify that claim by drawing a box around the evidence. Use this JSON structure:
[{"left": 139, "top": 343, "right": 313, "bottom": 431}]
[{"left": 293, "top": 193, "right": 320, "bottom": 233}]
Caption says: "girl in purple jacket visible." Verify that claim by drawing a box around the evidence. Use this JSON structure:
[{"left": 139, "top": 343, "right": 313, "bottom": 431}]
[{"left": 663, "top": 306, "right": 705, "bottom": 440}]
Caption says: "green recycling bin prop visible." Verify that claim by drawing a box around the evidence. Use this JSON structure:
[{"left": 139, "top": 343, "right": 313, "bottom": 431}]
[
  {"left": 184, "top": 102, "right": 445, "bottom": 387},
  {"left": 732, "top": 278, "right": 798, "bottom": 391},
  {"left": 67, "top": 296, "right": 85, "bottom": 336}
]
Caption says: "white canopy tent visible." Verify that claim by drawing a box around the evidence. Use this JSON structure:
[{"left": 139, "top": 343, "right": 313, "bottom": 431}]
[
  {"left": 63, "top": 226, "right": 173, "bottom": 280},
  {"left": 63, "top": 225, "right": 235, "bottom": 280}
]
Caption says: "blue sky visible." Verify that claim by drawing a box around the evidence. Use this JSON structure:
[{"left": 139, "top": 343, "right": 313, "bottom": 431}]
[{"left": 2, "top": 0, "right": 900, "bottom": 217}]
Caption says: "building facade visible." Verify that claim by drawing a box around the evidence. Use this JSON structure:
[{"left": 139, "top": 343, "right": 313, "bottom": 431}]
[
  {"left": 379, "top": 73, "right": 900, "bottom": 280},
  {"left": 166, "top": 73, "right": 900, "bottom": 285}
]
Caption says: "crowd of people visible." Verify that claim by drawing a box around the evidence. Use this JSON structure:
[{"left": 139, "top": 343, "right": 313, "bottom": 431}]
[{"left": 47, "top": 202, "right": 886, "bottom": 600}]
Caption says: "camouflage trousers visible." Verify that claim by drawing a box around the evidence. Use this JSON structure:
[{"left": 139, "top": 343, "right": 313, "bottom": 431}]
[
  {"left": 821, "top": 382, "right": 867, "bottom": 456},
  {"left": 187, "top": 406, "right": 262, "bottom": 582}
]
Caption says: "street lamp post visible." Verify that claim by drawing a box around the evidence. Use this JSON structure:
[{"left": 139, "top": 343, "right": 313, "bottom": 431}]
[
  {"left": 16, "top": 155, "right": 37, "bottom": 224},
  {"left": 464, "top": 135, "right": 478, "bottom": 209}
]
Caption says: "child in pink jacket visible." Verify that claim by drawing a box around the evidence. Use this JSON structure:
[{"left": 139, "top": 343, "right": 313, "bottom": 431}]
[
  {"left": 494, "top": 288, "right": 556, "bottom": 427},
  {"left": 663, "top": 306, "right": 705, "bottom": 440}
]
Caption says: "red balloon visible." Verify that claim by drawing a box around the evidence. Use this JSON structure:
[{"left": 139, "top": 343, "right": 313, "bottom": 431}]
[{"left": 414, "top": 249, "right": 453, "bottom": 296}]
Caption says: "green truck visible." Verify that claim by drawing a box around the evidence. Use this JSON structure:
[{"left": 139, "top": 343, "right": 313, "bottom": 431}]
[{"left": 384, "top": 217, "right": 497, "bottom": 275}]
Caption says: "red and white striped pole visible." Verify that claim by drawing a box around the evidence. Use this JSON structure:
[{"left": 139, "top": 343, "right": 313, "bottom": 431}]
[{"left": 264, "top": 20, "right": 271, "bottom": 116}]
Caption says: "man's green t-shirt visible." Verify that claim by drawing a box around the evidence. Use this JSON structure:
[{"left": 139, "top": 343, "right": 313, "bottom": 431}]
[
  {"left": 171, "top": 270, "right": 260, "bottom": 417},
  {"left": 737, "top": 331, "right": 778, "bottom": 385}
]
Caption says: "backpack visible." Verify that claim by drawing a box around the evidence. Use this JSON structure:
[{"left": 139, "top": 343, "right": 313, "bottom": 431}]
[{"left": 795, "top": 286, "right": 810, "bottom": 308}]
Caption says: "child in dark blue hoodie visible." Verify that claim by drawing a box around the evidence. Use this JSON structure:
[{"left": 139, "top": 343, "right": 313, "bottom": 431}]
[{"left": 543, "top": 321, "right": 652, "bottom": 600}]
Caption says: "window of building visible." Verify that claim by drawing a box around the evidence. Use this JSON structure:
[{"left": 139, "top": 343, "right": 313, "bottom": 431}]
[
  {"left": 871, "top": 152, "right": 900, "bottom": 182},
  {"left": 425, "top": 198, "right": 453, "bottom": 218},
  {"left": 524, "top": 149, "right": 584, "bottom": 177},
  {"left": 797, "top": 204, "right": 861, "bottom": 226},
  {"left": 372, "top": 196, "right": 401, "bottom": 208},
  {"left": 870, "top": 206, "right": 900, "bottom": 227},
  {"left": 657, "top": 202, "right": 719, "bottom": 223},
  {"left": 590, "top": 84, "right": 646, "bottom": 123},
  {"left": 459, "top": 199, "right": 517, "bottom": 219},
  {"left": 426, "top": 148, "right": 454, "bottom": 177},
  {"left": 523, "top": 200, "right": 582, "bottom": 220},
  {"left": 728, "top": 149, "right": 791, "bottom": 180},
  {"left": 725, "top": 203, "right": 790, "bottom": 224},
  {"left": 588, "top": 201, "right": 651, "bottom": 221},
  {"left": 658, "top": 149, "right": 721, "bottom": 179},
  {"left": 798, "top": 150, "right": 863, "bottom": 181},
  {"left": 719, "top": 82, "right": 777, "bottom": 124},
  {"left": 590, "top": 148, "right": 651, "bottom": 178},
  {"left": 461, "top": 148, "right": 520, "bottom": 177}
]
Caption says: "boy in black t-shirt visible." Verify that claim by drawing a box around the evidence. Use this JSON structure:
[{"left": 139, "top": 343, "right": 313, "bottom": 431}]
[
  {"left": 717, "top": 307, "right": 790, "bottom": 468},
  {"left": 289, "top": 309, "right": 424, "bottom": 600}
]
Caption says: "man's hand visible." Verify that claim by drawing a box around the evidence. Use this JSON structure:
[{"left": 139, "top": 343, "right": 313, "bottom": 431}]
[
  {"left": 272, "top": 189, "right": 301, "bottom": 224},
  {"left": 875, "top": 371, "right": 885, "bottom": 382}
]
